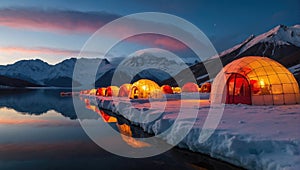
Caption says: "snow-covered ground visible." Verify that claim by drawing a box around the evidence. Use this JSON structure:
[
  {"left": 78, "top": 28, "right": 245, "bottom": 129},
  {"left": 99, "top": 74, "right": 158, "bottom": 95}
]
[{"left": 83, "top": 94, "right": 300, "bottom": 170}]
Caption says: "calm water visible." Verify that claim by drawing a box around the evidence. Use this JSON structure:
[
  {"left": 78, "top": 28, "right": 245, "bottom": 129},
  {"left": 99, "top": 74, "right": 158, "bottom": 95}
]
[{"left": 0, "top": 89, "right": 241, "bottom": 170}]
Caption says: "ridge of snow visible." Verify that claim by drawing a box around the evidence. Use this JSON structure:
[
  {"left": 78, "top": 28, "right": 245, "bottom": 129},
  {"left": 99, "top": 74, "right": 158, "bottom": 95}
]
[
  {"left": 117, "top": 52, "right": 189, "bottom": 78},
  {"left": 211, "top": 25, "right": 300, "bottom": 59},
  {"left": 91, "top": 96, "right": 300, "bottom": 170},
  {"left": 238, "top": 25, "right": 300, "bottom": 55},
  {"left": 0, "top": 58, "right": 113, "bottom": 86},
  {"left": 220, "top": 35, "right": 255, "bottom": 56}
]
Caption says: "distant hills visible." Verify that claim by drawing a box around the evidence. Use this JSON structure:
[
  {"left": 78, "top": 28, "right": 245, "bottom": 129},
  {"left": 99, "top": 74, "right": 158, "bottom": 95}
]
[
  {"left": 0, "top": 58, "right": 111, "bottom": 87},
  {"left": 0, "top": 24, "right": 299, "bottom": 88}
]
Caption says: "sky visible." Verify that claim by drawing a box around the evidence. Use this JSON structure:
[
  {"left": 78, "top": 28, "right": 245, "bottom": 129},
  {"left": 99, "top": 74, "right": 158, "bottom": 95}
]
[{"left": 0, "top": 0, "right": 299, "bottom": 65}]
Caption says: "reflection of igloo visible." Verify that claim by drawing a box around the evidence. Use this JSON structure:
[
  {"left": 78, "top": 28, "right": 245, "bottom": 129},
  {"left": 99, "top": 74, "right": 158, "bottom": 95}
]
[{"left": 212, "top": 56, "right": 300, "bottom": 105}]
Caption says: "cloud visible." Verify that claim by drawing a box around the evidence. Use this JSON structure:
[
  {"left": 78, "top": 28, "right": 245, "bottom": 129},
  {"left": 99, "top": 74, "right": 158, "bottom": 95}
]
[
  {"left": 0, "top": 46, "right": 109, "bottom": 65},
  {"left": 0, "top": 46, "right": 105, "bottom": 56},
  {"left": 0, "top": 7, "right": 208, "bottom": 55},
  {"left": 122, "top": 34, "right": 188, "bottom": 51},
  {"left": 0, "top": 7, "right": 120, "bottom": 34},
  {"left": 153, "top": 36, "right": 187, "bottom": 50}
]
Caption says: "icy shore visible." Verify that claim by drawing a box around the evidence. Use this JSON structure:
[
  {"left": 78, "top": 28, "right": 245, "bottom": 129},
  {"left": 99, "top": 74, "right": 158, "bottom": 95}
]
[{"left": 84, "top": 94, "right": 300, "bottom": 170}]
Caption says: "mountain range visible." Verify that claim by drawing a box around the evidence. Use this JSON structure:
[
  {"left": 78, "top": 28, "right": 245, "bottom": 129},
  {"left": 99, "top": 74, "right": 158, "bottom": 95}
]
[
  {"left": 164, "top": 24, "right": 300, "bottom": 85},
  {"left": 0, "top": 24, "right": 299, "bottom": 88}
]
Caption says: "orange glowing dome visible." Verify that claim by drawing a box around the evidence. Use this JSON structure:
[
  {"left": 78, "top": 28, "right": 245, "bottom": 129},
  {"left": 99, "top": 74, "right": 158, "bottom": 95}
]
[
  {"left": 129, "top": 79, "right": 162, "bottom": 99},
  {"left": 118, "top": 84, "right": 132, "bottom": 97},
  {"left": 211, "top": 56, "right": 300, "bottom": 105},
  {"left": 172, "top": 87, "right": 181, "bottom": 94},
  {"left": 200, "top": 82, "right": 212, "bottom": 93},
  {"left": 96, "top": 87, "right": 106, "bottom": 96},
  {"left": 161, "top": 85, "right": 173, "bottom": 94},
  {"left": 89, "top": 89, "right": 97, "bottom": 95},
  {"left": 181, "top": 82, "right": 199, "bottom": 92},
  {"left": 105, "top": 86, "right": 120, "bottom": 97}
]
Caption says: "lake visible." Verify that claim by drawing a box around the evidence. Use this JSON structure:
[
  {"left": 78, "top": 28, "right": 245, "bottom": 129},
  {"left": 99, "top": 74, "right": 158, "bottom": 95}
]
[{"left": 0, "top": 89, "right": 241, "bottom": 170}]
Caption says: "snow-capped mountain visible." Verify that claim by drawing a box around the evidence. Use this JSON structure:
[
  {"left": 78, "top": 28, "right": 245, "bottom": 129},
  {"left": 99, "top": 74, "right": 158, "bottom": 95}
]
[
  {"left": 164, "top": 24, "right": 300, "bottom": 85},
  {"left": 216, "top": 24, "right": 300, "bottom": 67},
  {"left": 1, "top": 25, "right": 299, "bottom": 88},
  {"left": 96, "top": 51, "right": 190, "bottom": 86},
  {"left": 0, "top": 59, "right": 51, "bottom": 84},
  {"left": 0, "top": 51, "right": 189, "bottom": 88},
  {"left": 0, "top": 58, "right": 113, "bottom": 87}
]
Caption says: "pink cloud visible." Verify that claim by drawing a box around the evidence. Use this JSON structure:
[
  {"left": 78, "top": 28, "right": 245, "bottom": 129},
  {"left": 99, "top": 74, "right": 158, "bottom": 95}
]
[
  {"left": 0, "top": 46, "right": 103, "bottom": 56},
  {"left": 0, "top": 8, "right": 190, "bottom": 51},
  {"left": 153, "top": 36, "right": 187, "bottom": 50},
  {"left": 0, "top": 8, "right": 119, "bottom": 34},
  {"left": 127, "top": 34, "right": 188, "bottom": 51}
]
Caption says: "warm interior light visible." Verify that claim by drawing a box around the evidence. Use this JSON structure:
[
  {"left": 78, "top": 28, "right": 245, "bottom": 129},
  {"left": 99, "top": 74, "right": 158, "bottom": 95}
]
[
  {"left": 142, "top": 85, "right": 147, "bottom": 90},
  {"left": 260, "top": 80, "right": 265, "bottom": 88}
]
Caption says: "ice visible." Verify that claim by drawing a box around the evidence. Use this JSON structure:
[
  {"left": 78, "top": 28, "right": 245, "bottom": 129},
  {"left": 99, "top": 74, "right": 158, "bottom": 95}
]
[{"left": 89, "top": 94, "right": 300, "bottom": 170}]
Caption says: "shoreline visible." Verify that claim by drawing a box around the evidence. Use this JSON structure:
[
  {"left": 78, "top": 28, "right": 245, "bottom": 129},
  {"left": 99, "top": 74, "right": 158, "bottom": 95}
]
[
  {"left": 100, "top": 107, "right": 244, "bottom": 170},
  {"left": 80, "top": 94, "right": 300, "bottom": 170}
]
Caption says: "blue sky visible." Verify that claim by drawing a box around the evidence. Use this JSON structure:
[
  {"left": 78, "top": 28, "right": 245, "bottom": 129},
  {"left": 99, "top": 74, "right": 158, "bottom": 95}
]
[{"left": 0, "top": 0, "right": 299, "bottom": 65}]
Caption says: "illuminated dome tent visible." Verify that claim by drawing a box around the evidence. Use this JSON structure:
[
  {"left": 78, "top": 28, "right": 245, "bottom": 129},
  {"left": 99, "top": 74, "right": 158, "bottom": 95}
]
[
  {"left": 129, "top": 79, "right": 162, "bottom": 99},
  {"left": 96, "top": 87, "right": 106, "bottom": 96},
  {"left": 200, "top": 82, "right": 211, "bottom": 93},
  {"left": 172, "top": 87, "right": 181, "bottom": 94},
  {"left": 118, "top": 84, "right": 132, "bottom": 97},
  {"left": 181, "top": 82, "right": 199, "bottom": 92},
  {"left": 161, "top": 85, "right": 173, "bottom": 94},
  {"left": 212, "top": 56, "right": 300, "bottom": 105},
  {"left": 105, "top": 86, "right": 120, "bottom": 97},
  {"left": 89, "top": 89, "right": 97, "bottom": 95}
]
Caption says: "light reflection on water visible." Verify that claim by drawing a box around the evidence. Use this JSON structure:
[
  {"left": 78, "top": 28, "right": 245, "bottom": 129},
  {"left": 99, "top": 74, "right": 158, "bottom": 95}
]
[{"left": 0, "top": 89, "right": 240, "bottom": 170}]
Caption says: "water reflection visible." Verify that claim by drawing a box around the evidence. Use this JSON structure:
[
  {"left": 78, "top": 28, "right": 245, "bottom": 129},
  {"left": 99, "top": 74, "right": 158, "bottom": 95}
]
[
  {"left": 0, "top": 89, "right": 97, "bottom": 119},
  {"left": 83, "top": 98, "right": 151, "bottom": 148},
  {"left": 0, "top": 89, "right": 241, "bottom": 170}
]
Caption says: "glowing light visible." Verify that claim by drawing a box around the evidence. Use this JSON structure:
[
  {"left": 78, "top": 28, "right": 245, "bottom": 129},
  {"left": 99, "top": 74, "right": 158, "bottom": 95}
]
[
  {"left": 142, "top": 85, "right": 147, "bottom": 90},
  {"left": 260, "top": 80, "right": 265, "bottom": 88}
]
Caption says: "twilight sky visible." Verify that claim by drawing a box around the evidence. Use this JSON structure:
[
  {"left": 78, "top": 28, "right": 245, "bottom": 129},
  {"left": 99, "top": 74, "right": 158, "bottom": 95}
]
[{"left": 0, "top": 0, "right": 299, "bottom": 65}]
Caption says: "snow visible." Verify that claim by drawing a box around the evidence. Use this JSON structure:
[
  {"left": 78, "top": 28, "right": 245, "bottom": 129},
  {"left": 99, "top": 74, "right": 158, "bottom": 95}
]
[
  {"left": 210, "top": 25, "right": 300, "bottom": 60},
  {"left": 0, "top": 58, "right": 113, "bottom": 86},
  {"left": 238, "top": 25, "right": 300, "bottom": 56},
  {"left": 117, "top": 50, "right": 189, "bottom": 79},
  {"left": 0, "top": 51, "right": 193, "bottom": 87},
  {"left": 0, "top": 59, "right": 51, "bottom": 84},
  {"left": 289, "top": 64, "right": 300, "bottom": 75},
  {"left": 85, "top": 94, "right": 300, "bottom": 170},
  {"left": 196, "top": 73, "right": 209, "bottom": 81},
  {"left": 219, "top": 35, "right": 254, "bottom": 56}
]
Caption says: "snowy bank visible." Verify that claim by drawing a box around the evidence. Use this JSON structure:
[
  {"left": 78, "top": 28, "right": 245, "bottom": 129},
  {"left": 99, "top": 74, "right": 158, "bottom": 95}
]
[{"left": 84, "top": 95, "right": 300, "bottom": 170}]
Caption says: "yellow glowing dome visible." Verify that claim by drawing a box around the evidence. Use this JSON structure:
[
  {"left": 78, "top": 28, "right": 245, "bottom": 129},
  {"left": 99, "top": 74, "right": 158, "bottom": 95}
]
[
  {"left": 129, "top": 79, "right": 162, "bottom": 99},
  {"left": 212, "top": 56, "right": 300, "bottom": 105}
]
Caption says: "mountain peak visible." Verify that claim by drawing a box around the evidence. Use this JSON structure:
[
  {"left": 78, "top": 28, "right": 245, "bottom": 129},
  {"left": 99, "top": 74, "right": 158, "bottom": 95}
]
[
  {"left": 12, "top": 58, "right": 49, "bottom": 66},
  {"left": 214, "top": 24, "right": 300, "bottom": 59},
  {"left": 246, "top": 24, "right": 300, "bottom": 48}
]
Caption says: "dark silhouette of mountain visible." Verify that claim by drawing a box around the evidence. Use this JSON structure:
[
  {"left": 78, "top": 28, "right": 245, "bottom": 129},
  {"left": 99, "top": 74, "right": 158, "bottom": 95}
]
[
  {"left": 95, "top": 68, "right": 131, "bottom": 87},
  {"left": 0, "top": 89, "right": 98, "bottom": 120},
  {"left": 95, "top": 68, "right": 176, "bottom": 87},
  {"left": 44, "top": 76, "right": 81, "bottom": 87},
  {"left": 0, "top": 75, "right": 42, "bottom": 87}
]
